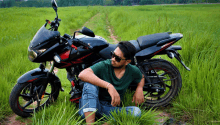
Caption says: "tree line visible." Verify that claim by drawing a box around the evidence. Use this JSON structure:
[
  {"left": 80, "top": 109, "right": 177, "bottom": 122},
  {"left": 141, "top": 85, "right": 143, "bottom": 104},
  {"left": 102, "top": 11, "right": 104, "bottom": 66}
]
[{"left": 0, "top": 0, "right": 219, "bottom": 8}]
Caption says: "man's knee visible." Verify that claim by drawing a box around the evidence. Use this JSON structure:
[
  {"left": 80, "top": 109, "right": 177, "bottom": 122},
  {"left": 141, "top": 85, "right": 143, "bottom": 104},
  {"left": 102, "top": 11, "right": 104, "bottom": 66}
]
[
  {"left": 82, "top": 82, "right": 99, "bottom": 97},
  {"left": 133, "top": 107, "right": 141, "bottom": 116},
  {"left": 126, "top": 106, "right": 141, "bottom": 117}
]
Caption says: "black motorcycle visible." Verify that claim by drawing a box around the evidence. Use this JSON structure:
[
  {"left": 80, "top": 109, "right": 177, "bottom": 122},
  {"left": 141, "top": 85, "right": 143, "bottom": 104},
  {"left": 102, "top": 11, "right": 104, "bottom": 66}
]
[{"left": 9, "top": 0, "right": 190, "bottom": 117}]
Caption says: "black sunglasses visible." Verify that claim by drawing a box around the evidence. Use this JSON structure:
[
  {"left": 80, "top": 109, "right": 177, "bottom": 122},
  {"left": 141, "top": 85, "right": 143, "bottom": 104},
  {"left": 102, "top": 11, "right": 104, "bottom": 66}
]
[{"left": 111, "top": 51, "right": 126, "bottom": 62}]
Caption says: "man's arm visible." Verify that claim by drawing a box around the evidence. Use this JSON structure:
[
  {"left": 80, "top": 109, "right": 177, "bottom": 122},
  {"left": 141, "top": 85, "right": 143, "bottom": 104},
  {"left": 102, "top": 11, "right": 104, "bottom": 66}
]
[
  {"left": 78, "top": 68, "right": 121, "bottom": 107},
  {"left": 132, "top": 75, "right": 145, "bottom": 106},
  {"left": 78, "top": 68, "right": 109, "bottom": 88}
]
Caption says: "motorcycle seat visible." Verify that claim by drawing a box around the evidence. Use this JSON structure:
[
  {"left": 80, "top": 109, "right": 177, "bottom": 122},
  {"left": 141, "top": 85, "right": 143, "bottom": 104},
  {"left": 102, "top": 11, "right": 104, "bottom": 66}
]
[
  {"left": 129, "top": 40, "right": 141, "bottom": 52},
  {"left": 99, "top": 44, "right": 117, "bottom": 59},
  {"left": 137, "top": 33, "right": 170, "bottom": 49}
]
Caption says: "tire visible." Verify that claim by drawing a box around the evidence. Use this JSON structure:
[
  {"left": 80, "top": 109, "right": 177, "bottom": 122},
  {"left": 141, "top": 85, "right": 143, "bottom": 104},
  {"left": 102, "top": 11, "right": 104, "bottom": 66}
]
[
  {"left": 142, "top": 59, "right": 182, "bottom": 108},
  {"left": 9, "top": 81, "right": 59, "bottom": 117}
]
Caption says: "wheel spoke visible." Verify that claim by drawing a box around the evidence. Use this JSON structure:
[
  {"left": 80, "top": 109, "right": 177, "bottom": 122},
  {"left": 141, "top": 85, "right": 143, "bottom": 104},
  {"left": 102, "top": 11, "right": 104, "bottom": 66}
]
[
  {"left": 144, "top": 92, "right": 149, "bottom": 96},
  {"left": 158, "top": 76, "right": 166, "bottom": 79},
  {"left": 44, "top": 92, "right": 51, "bottom": 95},
  {"left": 23, "top": 100, "right": 34, "bottom": 108},
  {"left": 19, "top": 94, "right": 33, "bottom": 100},
  {"left": 160, "top": 72, "right": 168, "bottom": 76},
  {"left": 166, "top": 84, "right": 172, "bottom": 89}
]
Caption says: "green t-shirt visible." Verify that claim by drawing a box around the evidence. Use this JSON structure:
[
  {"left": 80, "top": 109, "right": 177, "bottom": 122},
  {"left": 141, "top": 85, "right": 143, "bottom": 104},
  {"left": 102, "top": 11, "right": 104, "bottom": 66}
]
[{"left": 90, "top": 59, "right": 142, "bottom": 102}]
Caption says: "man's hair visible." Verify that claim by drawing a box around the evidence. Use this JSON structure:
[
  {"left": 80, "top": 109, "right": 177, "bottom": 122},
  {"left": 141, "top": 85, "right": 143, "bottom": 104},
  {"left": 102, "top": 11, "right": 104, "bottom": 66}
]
[{"left": 118, "top": 41, "right": 136, "bottom": 60}]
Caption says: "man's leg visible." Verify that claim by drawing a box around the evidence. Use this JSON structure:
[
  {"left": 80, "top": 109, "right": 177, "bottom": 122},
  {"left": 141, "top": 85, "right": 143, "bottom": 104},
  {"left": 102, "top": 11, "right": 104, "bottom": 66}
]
[
  {"left": 84, "top": 112, "right": 95, "bottom": 124},
  {"left": 100, "top": 101, "right": 141, "bottom": 117},
  {"left": 78, "top": 82, "right": 101, "bottom": 124}
]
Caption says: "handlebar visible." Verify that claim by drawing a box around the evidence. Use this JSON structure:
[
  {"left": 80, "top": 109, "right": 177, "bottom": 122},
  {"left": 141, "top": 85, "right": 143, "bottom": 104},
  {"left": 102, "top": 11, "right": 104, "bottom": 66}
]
[
  {"left": 53, "top": 18, "right": 61, "bottom": 31},
  {"left": 78, "top": 40, "right": 93, "bottom": 50},
  {"left": 72, "top": 39, "right": 93, "bottom": 50},
  {"left": 45, "top": 18, "right": 61, "bottom": 31},
  {"left": 45, "top": 18, "right": 92, "bottom": 50},
  {"left": 62, "top": 36, "right": 93, "bottom": 50}
]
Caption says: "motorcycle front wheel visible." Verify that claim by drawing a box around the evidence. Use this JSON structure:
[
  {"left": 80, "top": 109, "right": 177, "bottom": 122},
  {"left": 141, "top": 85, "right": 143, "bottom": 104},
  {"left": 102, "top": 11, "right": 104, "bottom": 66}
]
[
  {"left": 142, "top": 59, "right": 182, "bottom": 108},
  {"left": 9, "top": 81, "right": 59, "bottom": 117}
]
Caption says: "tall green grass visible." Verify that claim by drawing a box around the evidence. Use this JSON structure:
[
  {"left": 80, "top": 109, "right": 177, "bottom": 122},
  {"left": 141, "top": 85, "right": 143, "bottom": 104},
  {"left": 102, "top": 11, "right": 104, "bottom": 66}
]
[
  {"left": 106, "top": 4, "right": 220, "bottom": 124},
  {"left": 32, "top": 95, "right": 84, "bottom": 125},
  {"left": 0, "top": 6, "right": 98, "bottom": 121},
  {"left": 1, "top": 4, "right": 219, "bottom": 125}
]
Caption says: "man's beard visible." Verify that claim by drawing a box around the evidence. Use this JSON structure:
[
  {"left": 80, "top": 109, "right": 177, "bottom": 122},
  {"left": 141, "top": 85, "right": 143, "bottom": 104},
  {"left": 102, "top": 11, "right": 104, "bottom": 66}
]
[
  {"left": 112, "top": 64, "right": 124, "bottom": 69},
  {"left": 111, "top": 59, "right": 126, "bottom": 69}
]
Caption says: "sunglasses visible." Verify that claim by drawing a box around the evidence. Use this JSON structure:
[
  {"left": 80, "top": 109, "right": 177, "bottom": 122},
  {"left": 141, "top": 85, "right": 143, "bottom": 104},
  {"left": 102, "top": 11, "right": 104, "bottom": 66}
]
[{"left": 111, "top": 51, "right": 126, "bottom": 62}]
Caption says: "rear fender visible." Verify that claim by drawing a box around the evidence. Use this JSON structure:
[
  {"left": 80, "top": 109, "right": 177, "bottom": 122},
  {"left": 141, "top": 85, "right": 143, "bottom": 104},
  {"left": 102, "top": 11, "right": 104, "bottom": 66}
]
[{"left": 162, "top": 46, "right": 190, "bottom": 71}]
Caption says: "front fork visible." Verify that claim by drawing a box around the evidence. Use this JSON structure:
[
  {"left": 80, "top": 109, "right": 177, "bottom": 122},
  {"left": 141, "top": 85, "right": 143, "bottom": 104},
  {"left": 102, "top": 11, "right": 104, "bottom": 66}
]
[{"left": 37, "top": 62, "right": 55, "bottom": 106}]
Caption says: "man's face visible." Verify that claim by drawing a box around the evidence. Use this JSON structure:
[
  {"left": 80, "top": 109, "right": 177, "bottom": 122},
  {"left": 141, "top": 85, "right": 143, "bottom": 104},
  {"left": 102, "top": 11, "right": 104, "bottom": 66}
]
[{"left": 111, "top": 47, "right": 130, "bottom": 69}]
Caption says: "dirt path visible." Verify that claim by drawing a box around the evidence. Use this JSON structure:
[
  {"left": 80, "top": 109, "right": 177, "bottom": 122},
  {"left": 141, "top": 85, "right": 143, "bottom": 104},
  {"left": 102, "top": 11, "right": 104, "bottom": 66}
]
[
  {"left": 1, "top": 114, "right": 30, "bottom": 125},
  {"left": 107, "top": 24, "right": 119, "bottom": 44},
  {"left": 106, "top": 15, "right": 119, "bottom": 44},
  {"left": 83, "top": 13, "right": 100, "bottom": 27},
  {"left": 72, "top": 13, "right": 101, "bottom": 36}
]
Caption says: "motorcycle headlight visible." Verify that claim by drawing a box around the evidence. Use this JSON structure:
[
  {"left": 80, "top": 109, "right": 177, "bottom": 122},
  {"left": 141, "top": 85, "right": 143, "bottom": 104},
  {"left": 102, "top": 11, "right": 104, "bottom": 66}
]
[
  {"left": 28, "top": 47, "right": 47, "bottom": 62},
  {"left": 28, "top": 47, "right": 37, "bottom": 61}
]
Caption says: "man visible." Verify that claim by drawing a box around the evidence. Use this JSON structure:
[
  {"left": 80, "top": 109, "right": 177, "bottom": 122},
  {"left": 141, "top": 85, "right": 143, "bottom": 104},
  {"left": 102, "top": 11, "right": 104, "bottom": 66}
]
[{"left": 78, "top": 41, "right": 145, "bottom": 124}]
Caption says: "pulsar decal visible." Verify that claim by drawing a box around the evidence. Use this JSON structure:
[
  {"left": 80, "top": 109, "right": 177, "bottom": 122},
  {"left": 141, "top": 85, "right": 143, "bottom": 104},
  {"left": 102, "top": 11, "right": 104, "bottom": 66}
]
[
  {"left": 27, "top": 78, "right": 38, "bottom": 83},
  {"left": 152, "top": 41, "right": 175, "bottom": 55},
  {"left": 60, "top": 53, "right": 93, "bottom": 68}
]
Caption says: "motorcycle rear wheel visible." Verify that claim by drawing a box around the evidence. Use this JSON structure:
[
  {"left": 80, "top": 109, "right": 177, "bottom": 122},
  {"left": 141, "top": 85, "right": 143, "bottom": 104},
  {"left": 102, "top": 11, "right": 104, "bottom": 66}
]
[
  {"left": 9, "top": 81, "right": 59, "bottom": 117},
  {"left": 142, "top": 59, "right": 182, "bottom": 108}
]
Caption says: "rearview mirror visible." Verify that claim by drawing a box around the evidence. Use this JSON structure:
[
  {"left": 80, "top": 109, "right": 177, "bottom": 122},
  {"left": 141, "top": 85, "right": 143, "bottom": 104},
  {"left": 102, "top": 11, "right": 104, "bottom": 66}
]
[
  {"left": 79, "top": 27, "right": 95, "bottom": 37},
  {"left": 51, "top": 0, "right": 58, "bottom": 12}
]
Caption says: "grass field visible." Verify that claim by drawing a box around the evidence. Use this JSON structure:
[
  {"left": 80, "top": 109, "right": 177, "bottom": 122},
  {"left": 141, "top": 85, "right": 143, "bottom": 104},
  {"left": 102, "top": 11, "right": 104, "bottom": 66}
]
[
  {"left": 0, "top": 6, "right": 98, "bottom": 121},
  {"left": 106, "top": 4, "right": 220, "bottom": 124},
  {"left": 0, "top": 4, "right": 220, "bottom": 125}
]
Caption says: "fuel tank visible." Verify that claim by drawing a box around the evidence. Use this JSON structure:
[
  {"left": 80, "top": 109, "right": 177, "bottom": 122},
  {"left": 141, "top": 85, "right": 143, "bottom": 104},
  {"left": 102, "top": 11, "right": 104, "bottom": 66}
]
[{"left": 54, "top": 35, "right": 108, "bottom": 68}]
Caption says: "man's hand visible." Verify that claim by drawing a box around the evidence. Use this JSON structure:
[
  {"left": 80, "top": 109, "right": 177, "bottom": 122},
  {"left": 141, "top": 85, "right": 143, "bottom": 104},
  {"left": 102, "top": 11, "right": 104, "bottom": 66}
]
[
  {"left": 107, "top": 84, "right": 120, "bottom": 107},
  {"left": 132, "top": 87, "right": 145, "bottom": 106}
]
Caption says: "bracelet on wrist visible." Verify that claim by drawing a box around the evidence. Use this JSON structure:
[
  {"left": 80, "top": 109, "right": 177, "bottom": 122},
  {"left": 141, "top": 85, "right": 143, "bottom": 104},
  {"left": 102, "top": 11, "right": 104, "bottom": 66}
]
[{"left": 106, "top": 83, "right": 110, "bottom": 89}]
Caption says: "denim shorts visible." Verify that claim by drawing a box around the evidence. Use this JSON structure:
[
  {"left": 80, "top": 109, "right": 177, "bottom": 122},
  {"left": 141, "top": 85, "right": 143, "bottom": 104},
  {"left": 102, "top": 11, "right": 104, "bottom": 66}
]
[{"left": 78, "top": 82, "right": 141, "bottom": 119}]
